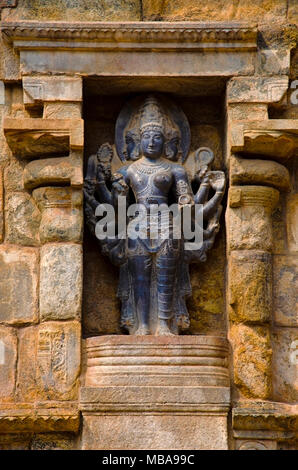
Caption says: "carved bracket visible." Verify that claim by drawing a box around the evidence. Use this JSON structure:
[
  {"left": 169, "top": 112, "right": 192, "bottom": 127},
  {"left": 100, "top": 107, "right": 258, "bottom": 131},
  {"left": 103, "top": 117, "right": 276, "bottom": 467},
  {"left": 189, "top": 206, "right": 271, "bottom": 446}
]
[
  {"left": 4, "top": 117, "right": 84, "bottom": 159},
  {"left": 231, "top": 119, "right": 298, "bottom": 161}
]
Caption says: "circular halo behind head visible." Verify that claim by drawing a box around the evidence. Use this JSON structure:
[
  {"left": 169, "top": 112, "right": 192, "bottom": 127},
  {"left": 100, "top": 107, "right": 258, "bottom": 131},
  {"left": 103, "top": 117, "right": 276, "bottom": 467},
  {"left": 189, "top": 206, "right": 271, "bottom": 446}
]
[{"left": 115, "top": 93, "right": 190, "bottom": 163}]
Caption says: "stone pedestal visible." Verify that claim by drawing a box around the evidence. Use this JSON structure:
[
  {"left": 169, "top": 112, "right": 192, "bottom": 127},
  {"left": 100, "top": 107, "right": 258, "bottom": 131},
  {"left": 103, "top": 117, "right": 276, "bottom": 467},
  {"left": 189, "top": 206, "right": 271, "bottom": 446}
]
[{"left": 80, "top": 335, "right": 230, "bottom": 450}]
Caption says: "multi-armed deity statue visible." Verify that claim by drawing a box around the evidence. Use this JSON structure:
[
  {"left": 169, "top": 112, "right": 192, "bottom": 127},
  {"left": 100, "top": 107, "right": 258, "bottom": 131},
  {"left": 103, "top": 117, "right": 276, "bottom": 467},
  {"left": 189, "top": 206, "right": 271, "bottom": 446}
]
[{"left": 84, "top": 94, "right": 226, "bottom": 335}]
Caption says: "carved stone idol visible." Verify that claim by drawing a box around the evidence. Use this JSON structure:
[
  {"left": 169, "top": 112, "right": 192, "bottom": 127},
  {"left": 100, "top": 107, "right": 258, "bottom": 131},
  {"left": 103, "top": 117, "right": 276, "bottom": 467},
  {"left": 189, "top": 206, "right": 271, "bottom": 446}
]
[{"left": 84, "top": 94, "right": 226, "bottom": 335}]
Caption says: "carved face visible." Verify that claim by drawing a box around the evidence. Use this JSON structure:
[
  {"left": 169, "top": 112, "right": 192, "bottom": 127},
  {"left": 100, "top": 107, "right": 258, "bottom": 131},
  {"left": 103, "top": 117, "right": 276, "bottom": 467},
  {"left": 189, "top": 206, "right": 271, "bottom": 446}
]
[{"left": 140, "top": 129, "right": 165, "bottom": 159}]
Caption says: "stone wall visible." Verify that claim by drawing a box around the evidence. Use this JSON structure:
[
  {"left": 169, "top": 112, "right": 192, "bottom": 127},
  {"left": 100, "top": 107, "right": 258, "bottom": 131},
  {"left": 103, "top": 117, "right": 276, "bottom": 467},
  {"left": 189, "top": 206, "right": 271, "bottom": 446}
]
[{"left": 0, "top": 0, "right": 297, "bottom": 450}]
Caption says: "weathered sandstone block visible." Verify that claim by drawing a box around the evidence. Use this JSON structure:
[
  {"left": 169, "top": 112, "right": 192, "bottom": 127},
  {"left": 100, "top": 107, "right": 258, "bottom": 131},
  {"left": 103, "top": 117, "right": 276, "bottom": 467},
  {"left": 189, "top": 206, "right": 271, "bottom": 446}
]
[
  {"left": 273, "top": 255, "right": 298, "bottom": 327},
  {"left": 37, "top": 321, "right": 81, "bottom": 401},
  {"left": 30, "top": 433, "right": 77, "bottom": 450},
  {"left": 230, "top": 120, "right": 298, "bottom": 161},
  {"left": 0, "top": 245, "right": 39, "bottom": 325},
  {"left": 4, "top": 118, "right": 84, "bottom": 158},
  {"left": 2, "top": 0, "right": 141, "bottom": 21},
  {"left": 286, "top": 194, "right": 298, "bottom": 252},
  {"left": 0, "top": 326, "right": 17, "bottom": 401},
  {"left": 4, "top": 158, "right": 25, "bottom": 192},
  {"left": 227, "top": 186, "right": 279, "bottom": 252},
  {"left": 43, "top": 103, "right": 82, "bottom": 119},
  {"left": 23, "top": 76, "right": 82, "bottom": 105},
  {"left": 143, "top": 0, "right": 287, "bottom": 22},
  {"left": 256, "top": 49, "right": 290, "bottom": 76},
  {"left": 82, "top": 414, "right": 228, "bottom": 450},
  {"left": 272, "top": 328, "right": 298, "bottom": 403},
  {"left": 81, "top": 335, "right": 230, "bottom": 450},
  {"left": 230, "top": 324, "right": 272, "bottom": 400},
  {"left": 228, "top": 250, "right": 272, "bottom": 324},
  {"left": 227, "top": 77, "right": 288, "bottom": 103},
  {"left": 24, "top": 157, "right": 73, "bottom": 190},
  {"left": 228, "top": 103, "right": 268, "bottom": 121},
  {"left": 17, "top": 322, "right": 81, "bottom": 402},
  {"left": 272, "top": 199, "right": 287, "bottom": 255},
  {"left": 15, "top": 326, "right": 37, "bottom": 402},
  {"left": 40, "top": 244, "right": 82, "bottom": 321},
  {"left": 33, "top": 187, "right": 83, "bottom": 244},
  {"left": 0, "top": 168, "right": 3, "bottom": 243},
  {"left": 230, "top": 156, "right": 290, "bottom": 192},
  {"left": 5, "top": 192, "right": 41, "bottom": 246}
]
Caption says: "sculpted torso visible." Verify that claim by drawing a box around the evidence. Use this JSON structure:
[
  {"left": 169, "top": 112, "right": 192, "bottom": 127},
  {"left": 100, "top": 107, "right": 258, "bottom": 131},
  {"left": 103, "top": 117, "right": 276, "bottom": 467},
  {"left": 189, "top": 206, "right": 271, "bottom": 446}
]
[{"left": 119, "top": 157, "right": 192, "bottom": 207}]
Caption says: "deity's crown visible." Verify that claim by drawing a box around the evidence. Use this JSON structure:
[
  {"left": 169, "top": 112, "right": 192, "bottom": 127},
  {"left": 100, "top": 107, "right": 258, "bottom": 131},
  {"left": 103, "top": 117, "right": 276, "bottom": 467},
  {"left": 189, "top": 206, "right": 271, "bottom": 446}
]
[{"left": 140, "top": 95, "right": 165, "bottom": 135}]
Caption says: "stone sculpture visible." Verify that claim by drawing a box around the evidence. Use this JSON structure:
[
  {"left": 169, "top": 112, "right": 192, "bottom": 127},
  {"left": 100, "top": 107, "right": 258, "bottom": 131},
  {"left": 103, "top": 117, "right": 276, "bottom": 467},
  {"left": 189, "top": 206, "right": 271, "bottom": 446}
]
[{"left": 84, "top": 94, "right": 226, "bottom": 335}]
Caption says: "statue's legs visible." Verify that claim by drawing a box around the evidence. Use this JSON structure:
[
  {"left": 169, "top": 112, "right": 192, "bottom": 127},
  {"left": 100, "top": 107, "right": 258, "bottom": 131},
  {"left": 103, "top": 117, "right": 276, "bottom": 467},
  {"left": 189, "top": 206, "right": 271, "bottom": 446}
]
[
  {"left": 128, "top": 255, "right": 152, "bottom": 335},
  {"left": 156, "top": 245, "right": 179, "bottom": 335}
]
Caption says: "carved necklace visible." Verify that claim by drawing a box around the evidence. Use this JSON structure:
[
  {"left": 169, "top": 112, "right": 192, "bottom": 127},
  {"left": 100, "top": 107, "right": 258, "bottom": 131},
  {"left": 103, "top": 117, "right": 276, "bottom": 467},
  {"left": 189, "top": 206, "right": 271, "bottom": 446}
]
[{"left": 135, "top": 159, "right": 170, "bottom": 175}]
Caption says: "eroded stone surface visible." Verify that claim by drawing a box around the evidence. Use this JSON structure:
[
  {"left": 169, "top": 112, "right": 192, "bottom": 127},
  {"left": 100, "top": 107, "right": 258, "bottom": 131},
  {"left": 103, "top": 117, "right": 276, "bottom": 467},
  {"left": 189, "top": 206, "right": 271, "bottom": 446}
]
[
  {"left": 3, "top": 0, "right": 141, "bottom": 21},
  {"left": 24, "top": 157, "right": 73, "bottom": 190},
  {"left": 272, "top": 328, "right": 298, "bottom": 403},
  {"left": 227, "top": 77, "right": 289, "bottom": 103},
  {"left": 16, "top": 326, "right": 38, "bottom": 402},
  {"left": 272, "top": 198, "right": 287, "bottom": 254},
  {"left": 256, "top": 49, "right": 290, "bottom": 76},
  {"left": 30, "top": 433, "right": 77, "bottom": 450},
  {"left": 286, "top": 194, "right": 298, "bottom": 253},
  {"left": 40, "top": 244, "right": 82, "bottom": 321},
  {"left": 23, "top": 76, "right": 82, "bottom": 104},
  {"left": 37, "top": 321, "right": 81, "bottom": 401},
  {"left": 0, "top": 167, "right": 3, "bottom": 243},
  {"left": 16, "top": 322, "right": 81, "bottom": 402},
  {"left": 273, "top": 256, "right": 298, "bottom": 327},
  {"left": 43, "top": 103, "right": 82, "bottom": 119},
  {"left": 142, "top": 0, "right": 287, "bottom": 22},
  {"left": 230, "top": 324, "right": 272, "bottom": 400},
  {"left": 189, "top": 233, "right": 226, "bottom": 334},
  {"left": 82, "top": 414, "right": 228, "bottom": 450},
  {"left": 81, "top": 335, "right": 229, "bottom": 449},
  {"left": 0, "top": 326, "right": 17, "bottom": 402},
  {"left": 227, "top": 186, "right": 279, "bottom": 252},
  {"left": 230, "top": 156, "right": 290, "bottom": 192},
  {"left": 228, "top": 103, "right": 268, "bottom": 121},
  {"left": 229, "top": 251, "right": 272, "bottom": 324},
  {"left": 0, "top": 246, "right": 39, "bottom": 325},
  {"left": 5, "top": 192, "right": 41, "bottom": 246},
  {"left": 4, "top": 158, "right": 25, "bottom": 192},
  {"left": 33, "top": 187, "right": 83, "bottom": 244}
]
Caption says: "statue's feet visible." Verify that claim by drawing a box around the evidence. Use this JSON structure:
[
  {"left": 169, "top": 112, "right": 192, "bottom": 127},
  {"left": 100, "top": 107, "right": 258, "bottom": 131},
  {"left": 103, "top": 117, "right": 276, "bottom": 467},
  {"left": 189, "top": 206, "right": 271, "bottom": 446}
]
[
  {"left": 135, "top": 324, "right": 150, "bottom": 336},
  {"left": 156, "top": 320, "right": 174, "bottom": 336}
]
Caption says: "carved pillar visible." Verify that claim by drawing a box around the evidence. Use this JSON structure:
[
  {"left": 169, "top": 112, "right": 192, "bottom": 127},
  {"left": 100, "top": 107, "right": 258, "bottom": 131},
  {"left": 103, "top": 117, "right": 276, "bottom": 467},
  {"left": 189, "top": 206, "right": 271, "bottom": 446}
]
[
  {"left": 0, "top": 75, "right": 83, "bottom": 434},
  {"left": 227, "top": 186, "right": 279, "bottom": 400},
  {"left": 226, "top": 73, "right": 297, "bottom": 449}
]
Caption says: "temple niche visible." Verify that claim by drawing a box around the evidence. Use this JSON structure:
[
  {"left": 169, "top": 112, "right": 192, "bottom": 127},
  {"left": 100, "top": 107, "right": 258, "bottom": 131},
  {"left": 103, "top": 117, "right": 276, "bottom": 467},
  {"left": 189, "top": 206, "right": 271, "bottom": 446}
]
[
  {"left": 83, "top": 80, "right": 227, "bottom": 337},
  {"left": 0, "top": 0, "right": 297, "bottom": 452}
]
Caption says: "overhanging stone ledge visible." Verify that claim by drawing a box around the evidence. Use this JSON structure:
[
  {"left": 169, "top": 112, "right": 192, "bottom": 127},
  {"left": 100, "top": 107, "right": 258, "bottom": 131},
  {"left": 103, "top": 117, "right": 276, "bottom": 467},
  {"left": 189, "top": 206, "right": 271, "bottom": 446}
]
[
  {"left": 1, "top": 21, "right": 257, "bottom": 49},
  {"left": 0, "top": 21, "right": 257, "bottom": 77}
]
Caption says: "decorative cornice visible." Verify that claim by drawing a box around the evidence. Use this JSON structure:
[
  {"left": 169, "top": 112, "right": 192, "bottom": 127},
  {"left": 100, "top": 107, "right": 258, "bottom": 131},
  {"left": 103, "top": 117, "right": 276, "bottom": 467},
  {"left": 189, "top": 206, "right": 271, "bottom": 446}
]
[
  {"left": 0, "top": 409, "right": 80, "bottom": 433},
  {"left": 1, "top": 21, "right": 257, "bottom": 51}
]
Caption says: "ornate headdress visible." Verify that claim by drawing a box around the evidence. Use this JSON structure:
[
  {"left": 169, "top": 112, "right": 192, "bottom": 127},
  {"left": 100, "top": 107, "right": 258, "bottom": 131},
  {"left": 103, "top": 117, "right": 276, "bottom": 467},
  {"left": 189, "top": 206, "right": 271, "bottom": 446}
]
[
  {"left": 115, "top": 94, "right": 190, "bottom": 162},
  {"left": 139, "top": 95, "right": 165, "bottom": 135}
]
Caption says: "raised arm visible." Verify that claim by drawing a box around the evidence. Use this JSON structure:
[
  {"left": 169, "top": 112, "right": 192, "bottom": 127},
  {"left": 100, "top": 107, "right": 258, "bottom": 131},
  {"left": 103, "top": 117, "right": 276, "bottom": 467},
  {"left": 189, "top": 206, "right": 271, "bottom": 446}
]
[
  {"left": 202, "top": 171, "right": 226, "bottom": 221},
  {"left": 173, "top": 165, "right": 194, "bottom": 207}
]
